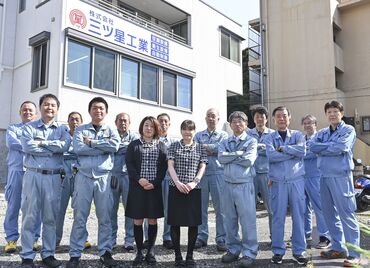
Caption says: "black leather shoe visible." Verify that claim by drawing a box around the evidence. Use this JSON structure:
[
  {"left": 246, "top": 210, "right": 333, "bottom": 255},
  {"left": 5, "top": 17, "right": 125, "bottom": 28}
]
[
  {"left": 21, "top": 259, "right": 35, "bottom": 268},
  {"left": 185, "top": 256, "right": 196, "bottom": 267},
  {"left": 146, "top": 251, "right": 157, "bottom": 265},
  {"left": 133, "top": 251, "right": 145, "bottom": 266},
  {"left": 194, "top": 239, "right": 207, "bottom": 249},
  {"left": 175, "top": 255, "right": 186, "bottom": 266},
  {"left": 42, "top": 256, "right": 62, "bottom": 268},
  {"left": 163, "top": 240, "right": 174, "bottom": 249},
  {"left": 99, "top": 251, "right": 117, "bottom": 267},
  {"left": 66, "top": 257, "right": 80, "bottom": 268}
]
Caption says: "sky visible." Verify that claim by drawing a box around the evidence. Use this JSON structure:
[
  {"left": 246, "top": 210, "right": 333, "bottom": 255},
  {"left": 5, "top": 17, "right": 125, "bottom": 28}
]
[{"left": 202, "top": 0, "right": 260, "bottom": 48}]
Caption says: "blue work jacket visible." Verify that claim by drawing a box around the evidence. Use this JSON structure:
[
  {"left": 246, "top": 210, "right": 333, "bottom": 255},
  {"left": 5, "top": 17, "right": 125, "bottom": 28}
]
[{"left": 112, "top": 130, "right": 139, "bottom": 175}]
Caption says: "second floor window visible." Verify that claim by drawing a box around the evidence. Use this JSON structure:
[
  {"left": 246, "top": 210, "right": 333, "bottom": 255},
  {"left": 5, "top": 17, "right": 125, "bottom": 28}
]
[{"left": 220, "top": 29, "right": 240, "bottom": 63}]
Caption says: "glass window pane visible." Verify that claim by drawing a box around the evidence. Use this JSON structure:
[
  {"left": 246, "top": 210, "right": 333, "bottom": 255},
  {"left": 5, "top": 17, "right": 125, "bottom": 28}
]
[
  {"left": 141, "top": 64, "right": 158, "bottom": 102},
  {"left": 40, "top": 43, "right": 47, "bottom": 87},
  {"left": 163, "top": 71, "right": 176, "bottom": 106},
  {"left": 221, "top": 31, "right": 230, "bottom": 59},
  {"left": 230, "top": 36, "right": 240, "bottom": 62},
  {"left": 94, "top": 48, "right": 115, "bottom": 92},
  {"left": 121, "top": 57, "right": 139, "bottom": 98},
  {"left": 178, "top": 76, "right": 191, "bottom": 109},
  {"left": 66, "top": 40, "right": 91, "bottom": 87},
  {"left": 31, "top": 45, "right": 41, "bottom": 89}
]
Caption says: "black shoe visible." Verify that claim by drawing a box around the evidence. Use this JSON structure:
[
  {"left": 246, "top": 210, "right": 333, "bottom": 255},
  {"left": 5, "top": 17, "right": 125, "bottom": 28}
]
[
  {"left": 133, "top": 251, "right": 145, "bottom": 266},
  {"left": 293, "top": 253, "right": 308, "bottom": 265},
  {"left": 175, "top": 256, "right": 186, "bottom": 267},
  {"left": 42, "top": 256, "right": 62, "bottom": 268},
  {"left": 99, "top": 251, "right": 117, "bottom": 267},
  {"left": 142, "top": 240, "right": 149, "bottom": 249},
  {"left": 146, "top": 251, "right": 157, "bottom": 265},
  {"left": 185, "top": 256, "right": 195, "bottom": 267},
  {"left": 271, "top": 254, "right": 283, "bottom": 264},
  {"left": 194, "top": 239, "right": 207, "bottom": 249},
  {"left": 216, "top": 241, "right": 227, "bottom": 252},
  {"left": 21, "top": 259, "right": 35, "bottom": 268},
  {"left": 316, "top": 236, "right": 331, "bottom": 249},
  {"left": 123, "top": 244, "right": 134, "bottom": 252},
  {"left": 221, "top": 251, "right": 239, "bottom": 263},
  {"left": 66, "top": 257, "right": 80, "bottom": 268},
  {"left": 163, "top": 240, "right": 174, "bottom": 249}
]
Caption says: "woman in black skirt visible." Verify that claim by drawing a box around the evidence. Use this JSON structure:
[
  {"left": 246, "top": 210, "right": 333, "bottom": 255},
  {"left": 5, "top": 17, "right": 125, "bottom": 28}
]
[
  {"left": 125, "top": 116, "right": 167, "bottom": 266},
  {"left": 167, "top": 120, "right": 208, "bottom": 267}
]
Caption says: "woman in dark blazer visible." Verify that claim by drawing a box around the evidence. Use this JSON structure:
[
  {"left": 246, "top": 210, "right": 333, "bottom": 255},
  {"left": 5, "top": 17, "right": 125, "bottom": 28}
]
[{"left": 125, "top": 116, "right": 167, "bottom": 266}]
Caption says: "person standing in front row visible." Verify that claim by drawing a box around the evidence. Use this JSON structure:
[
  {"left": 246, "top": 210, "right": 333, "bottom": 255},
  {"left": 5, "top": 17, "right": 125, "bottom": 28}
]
[
  {"left": 20, "top": 94, "right": 71, "bottom": 268},
  {"left": 310, "top": 101, "right": 360, "bottom": 267},
  {"left": 167, "top": 120, "right": 207, "bottom": 267},
  {"left": 265, "top": 106, "right": 308, "bottom": 265},
  {"left": 4, "top": 101, "right": 41, "bottom": 254},
  {"left": 125, "top": 116, "right": 167, "bottom": 266},
  {"left": 194, "top": 108, "right": 228, "bottom": 251},
  {"left": 67, "top": 97, "right": 120, "bottom": 268},
  {"left": 219, "top": 111, "right": 258, "bottom": 268}
]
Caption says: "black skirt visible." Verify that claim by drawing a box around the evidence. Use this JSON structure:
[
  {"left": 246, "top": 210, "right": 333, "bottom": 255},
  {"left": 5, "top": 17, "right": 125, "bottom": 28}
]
[
  {"left": 125, "top": 180, "right": 164, "bottom": 219},
  {"left": 168, "top": 186, "right": 201, "bottom": 227}
]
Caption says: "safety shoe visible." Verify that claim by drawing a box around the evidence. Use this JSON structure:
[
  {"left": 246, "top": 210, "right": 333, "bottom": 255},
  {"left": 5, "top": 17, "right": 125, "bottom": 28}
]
[
  {"left": 343, "top": 256, "right": 361, "bottom": 267},
  {"left": 221, "top": 251, "right": 239, "bottom": 263},
  {"left": 216, "top": 241, "right": 227, "bottom": 252},
  {"left": 33, "top": 241, "right": 40, "bottom": 251},
  {"left": 42, "top": 256, "right": 62, "bottom": 268},
  {"left": 194, "top": 239, "right": 207, "bottom": 249},
  {"left": 163, "top": 240, "right": 174, "bottom": 249},
  {"left": 99, "top": 251, "right": 117, "bottom": 267},
  {"left": 123, "top": 244, "right": 134, "bottom": 252},
  {"left": 239, "top": 256, "right": 255, "bottom": 267},
  {"left": 316, "top": 236, "right": 331, "bottom": 249},
  {"left": 84, "top": 240, "right": 92, "bottom": 250},
  {"left": 271, "top": 254, "right": 283, "bottom": 264},
  {"left": 320, "top": 249, "right": 347, "bottom": 259},
  {"left": 66, "top": 257, "right": 80, "bottom": 268},
  {"left": 293, "top": 253, "right": 308, "bottom": 265},
  {"left": 5, "top": 240, "right": 17, "bottom": 253},
  {"left": 133, "top": 251, "right": 145, "bottom": 266},
  {"left": 21, "top": 258, "right": 35, "bottom": 268}
]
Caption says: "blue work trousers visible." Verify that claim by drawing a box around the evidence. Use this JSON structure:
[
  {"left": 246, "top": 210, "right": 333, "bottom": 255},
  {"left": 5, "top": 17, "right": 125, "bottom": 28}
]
[
  {"left": 4, "top": 170, "right": 41, "bottom": 243},
  {"left": 304, "top": 176, "right": 330, "bottom": 239},
  {"left": 111, "top": 173, "right": 134, "bottom": 246},
  {"left": 254, "top": 173, "right": 272, "bottom": 236},
  {"left": 270, "top": 178, "right": 306, "bottom": 256},
  {"left": 56, "top": 175, "right": 74, "bottom": 244},
  {"left": 20, "top": 170, "right": 61, "bottom": 259},
  {"left": 222, "top": 182, "right": 258, "bottom": 259},
  {"left": 320, "top": 176, "right": 360, "bottom": 257},
  {"left": 69, "top": 173, "right": 113, "bottom": 257}
]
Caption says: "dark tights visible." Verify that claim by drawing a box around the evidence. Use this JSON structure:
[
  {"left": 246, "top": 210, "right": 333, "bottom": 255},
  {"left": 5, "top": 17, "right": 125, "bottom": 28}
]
[{"left": 170, "top": 225, "right": 198, "bottom": 259}]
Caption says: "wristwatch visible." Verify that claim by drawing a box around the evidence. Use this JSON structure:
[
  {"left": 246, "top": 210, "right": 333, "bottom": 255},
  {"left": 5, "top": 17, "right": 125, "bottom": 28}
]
[{"left": 193, "top": 177, "right": 201, "bottom": 184}]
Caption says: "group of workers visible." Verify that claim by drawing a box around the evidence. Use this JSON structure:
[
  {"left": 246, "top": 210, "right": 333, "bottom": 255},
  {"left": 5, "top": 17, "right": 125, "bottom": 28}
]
[{"left": 3, "top": 93, "right": 360, "bottom": 268}]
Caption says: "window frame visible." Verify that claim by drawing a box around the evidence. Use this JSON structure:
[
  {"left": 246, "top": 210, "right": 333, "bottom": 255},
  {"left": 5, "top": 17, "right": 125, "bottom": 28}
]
[
  {"left": 220, "top": 28, "right": 242, "bottom": 64},
  {"left": 19, "top": 0, "right": 26, "bottom": 13},
  {"left": 30, "top": 40, "right": 49, "bottom": 92}
]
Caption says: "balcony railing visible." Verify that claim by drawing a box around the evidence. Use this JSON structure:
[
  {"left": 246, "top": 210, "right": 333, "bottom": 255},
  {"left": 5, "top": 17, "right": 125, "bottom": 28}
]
[{"left": 83, "top": 0, "right": 187, "bottom": 44}]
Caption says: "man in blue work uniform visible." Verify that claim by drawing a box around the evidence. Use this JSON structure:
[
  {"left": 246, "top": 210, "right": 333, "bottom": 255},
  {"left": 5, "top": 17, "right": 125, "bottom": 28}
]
[
  {"left": 67, "top": 97, "right": 120, "bottom": 268},
  {"left": 310, "top": 100, "right": 360, "bottom": 267},
  {"left": 194, "top": 108, "right": 228, "bottom": 251},
  {"left": 301, "top": 114, "right": 331, "bottom": 249},
  {"left": 111, "top": 112, "right": 138, "bottom": 251},
  {"left": 4, "top": 101, "right": 41, "bottom": 254},
  {"left": 265, "top": 106, "right": 308, "bottom": 265},
  {"left": 20, "top": 94, "right": 71, "bottom": 268},
  {"left": 56, "top": 112, "right": 91, "bottom": 249},
  {"left": 219, "top": 111, "right": 258, "bottom": 268},
  {"left": 247, "top": 106, "right": 273, "bottom": 237}
]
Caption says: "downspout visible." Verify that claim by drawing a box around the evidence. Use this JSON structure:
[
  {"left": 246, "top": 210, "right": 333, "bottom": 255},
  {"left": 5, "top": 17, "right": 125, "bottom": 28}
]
[{"left": 0, "top": 0, "right": 7, "bottom": 80}]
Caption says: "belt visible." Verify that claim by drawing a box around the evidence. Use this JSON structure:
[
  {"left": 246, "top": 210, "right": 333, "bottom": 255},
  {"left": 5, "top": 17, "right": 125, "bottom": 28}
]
[{"left": 27, "top": 167, "right": 63, "bottom": 175}]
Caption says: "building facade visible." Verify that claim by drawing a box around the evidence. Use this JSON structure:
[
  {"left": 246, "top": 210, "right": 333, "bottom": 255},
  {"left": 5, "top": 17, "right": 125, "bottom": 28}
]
[{"left": 0, "top": 0, "right": 244, "bottom": 182}]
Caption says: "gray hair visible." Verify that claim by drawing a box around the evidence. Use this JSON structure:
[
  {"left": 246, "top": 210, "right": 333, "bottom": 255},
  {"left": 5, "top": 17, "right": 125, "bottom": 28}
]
[
  {"left": 301, "top": 114, "right": 317, "bottom": 125},
  {"left": 229, "top": 111, "right": 248, "bottom": 123}
]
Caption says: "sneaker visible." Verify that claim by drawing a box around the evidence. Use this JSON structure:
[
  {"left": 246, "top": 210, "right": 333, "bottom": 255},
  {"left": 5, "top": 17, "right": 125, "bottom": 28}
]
[
  {"left": 21, "top": 258, "right": 35, "bottom": 268},
  {"left": 316, "top": 236, "right": 331, "bottom": 249},
  {"left": 5, "top": 240, "right": 17, "bottom": 253},
  {"left": 216, "top": 241, "right": 227, "bottom": 252},
  {"left": 343, "top": 256, "right": 361, "bottom": 267},
  {"left": 194, "top": 239, "right": 207, "bottom": 249},
  {"left": 42, "top": 256, "right": 62, "bottom": 268},
  {"left": 84, "top": 240, "right": 92, "bottom": 250},
  {"left": 271, "top": 254, "right": 283, "bottom": 264},
  {"left": 239, "top": 256, "right": 255, "bottom": 267},
  {"left": 320, "top": 249, "right": 347, "bottom": 259},
  {"left": 33, "top": 241, "right": 40, "bottom": 252},
  {"left": 133, "top": 251, "right": 144, "bottom": 266},
  {"left": 99, "top": 251, "right": 117, "bottom": 267},
  {"left": 306, "top": 237, "right": 313, "bottom": 249},
  {"left": 145, "top": 251, "right": 157, "bottom": 265},
  {"left": 163, "top": 240, "right": 174, "bottom": 249},
  {"left": 66, "top": 257, "right": 80, "bottom": 268},
  {"left": 221, "top": 251, "right": 239, "bottom": 263},
  {"left": 293, "top": 253, "right": 308, "bottom": 265},
  {"left": 123, "top": 244, "right": 134, "bottom": 252}
]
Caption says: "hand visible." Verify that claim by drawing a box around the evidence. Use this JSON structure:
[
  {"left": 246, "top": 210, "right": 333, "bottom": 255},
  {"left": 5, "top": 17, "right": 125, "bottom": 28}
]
[
  {"left": 83, "top": 136, "right": 92, "bottom": 146},
  {"left": 203, "top": 144, "right": 213, "bottom": 156},
  {"left": 138, "top": 178, "right": 150, "bottom": 188},
  {"left": 174, "top": 180, "right": 189, "bottom": 194},
  {"left": 143, "top": 183, "right": 154, "bottom": 190},
  {"left": 185, "top": 182, "right": 197, "bottom": 192},
  {"left": 258, "top": 143, "right": 266, "bottom": 149}
]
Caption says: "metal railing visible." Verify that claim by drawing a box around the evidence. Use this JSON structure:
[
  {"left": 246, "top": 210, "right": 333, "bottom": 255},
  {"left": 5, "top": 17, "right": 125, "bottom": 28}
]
[{"left": 83, "top": 0, "right": 187, "bottom": 44}]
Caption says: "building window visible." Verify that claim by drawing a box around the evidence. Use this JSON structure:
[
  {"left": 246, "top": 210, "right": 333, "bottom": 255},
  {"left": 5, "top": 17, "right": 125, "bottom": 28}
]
[
  {"left": 66, "top": 40, "right": 91, "bottom": 87},
  {"left": 163, "top": 71, "right": 176, "bottom": 106},
  {"left": 29, "top": 31, "right": 50, "bottom": 91},
  {"left": 220, "top": 29, "right": 240, "bottom": 63},
  {"left": 178, "top": 75, "right": 192, "bottom": 109},
  {"left": 93, "top": 48, "right": 115, "bottom": 92},
  {"left": 141, "top": 64, "right": 158, "bottom": 102},
  {"left": 162, "top": 71, "right": 192, "bottom": 109},
  {"left": 120, "top": 57, "right": 139, "bottom": 98},
  {"left": 19, "top": 0, "right": 26, "bottom": 13}
]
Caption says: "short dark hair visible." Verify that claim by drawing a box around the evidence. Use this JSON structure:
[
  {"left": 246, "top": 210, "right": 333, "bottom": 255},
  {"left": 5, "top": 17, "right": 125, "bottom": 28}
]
[
  {"left": 272, "top": 106, "right": 290, "bottom": 117},
  {"left": 20, "top": 101, "right": 37, "bottom": 111},
  {"left": 301, "top": 114, "right": 317, "bottom": 125},
  {"left": 68, "top": 111, "right": 83, "bottom": 122},
  {"left": 252, "top": 106, "right": 268, "bottom": 119},
  {"left": 157, "top": 113, "right": 170, "bottom": 121},
  {"left": 139, "top": 116, "right": 160, "bottom": 139},
  {"left": 229, "top": 111, "right": 248, "bottom": 123},
  {"left": 324, "top": 100, "right": 344, "bottom": 113},
  {"left": 88, "top": 97, "right": 108, "bottom": 113},
  {"left": 39, "top": 94, "right": 60, "bottom": 108},
  {"left": 180, "top": 120, "right": 196, "bottom": 131}
]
